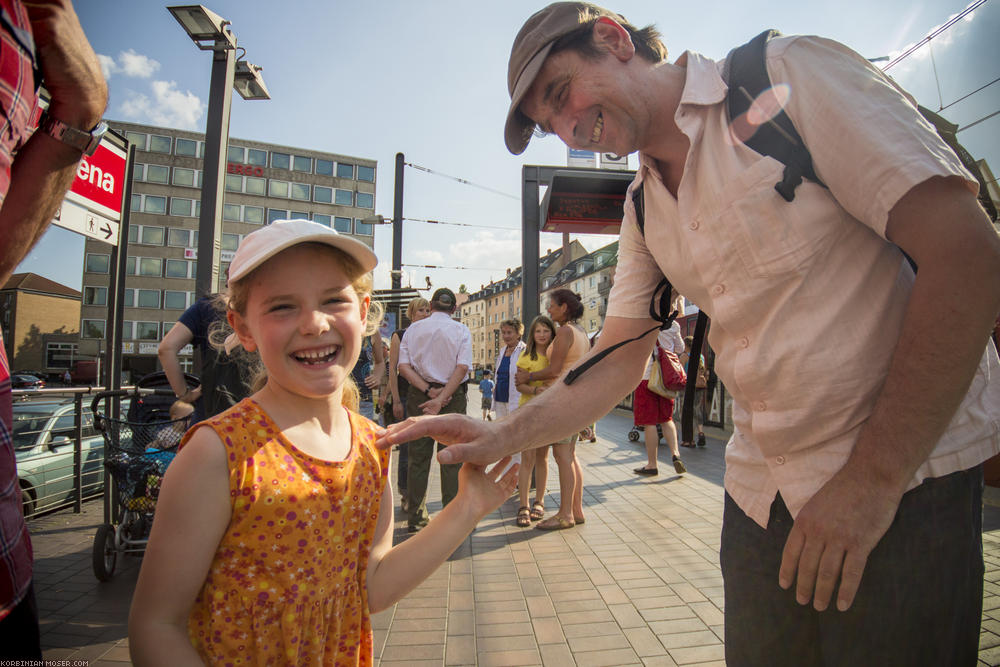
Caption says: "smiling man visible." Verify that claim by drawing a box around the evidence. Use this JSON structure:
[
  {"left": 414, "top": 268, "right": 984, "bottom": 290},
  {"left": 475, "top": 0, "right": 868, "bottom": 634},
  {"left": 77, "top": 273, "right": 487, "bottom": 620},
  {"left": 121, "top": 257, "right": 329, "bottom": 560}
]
[{"left": 381, "top": 3, "right": 1000, "bottom": 664}]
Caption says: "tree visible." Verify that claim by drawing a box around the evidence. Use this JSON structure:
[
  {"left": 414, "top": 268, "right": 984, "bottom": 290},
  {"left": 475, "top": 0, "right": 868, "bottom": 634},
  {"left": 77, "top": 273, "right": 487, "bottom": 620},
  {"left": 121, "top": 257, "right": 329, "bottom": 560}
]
[{"left": 459, "top": 284, "right": 467, "bottom": 294}]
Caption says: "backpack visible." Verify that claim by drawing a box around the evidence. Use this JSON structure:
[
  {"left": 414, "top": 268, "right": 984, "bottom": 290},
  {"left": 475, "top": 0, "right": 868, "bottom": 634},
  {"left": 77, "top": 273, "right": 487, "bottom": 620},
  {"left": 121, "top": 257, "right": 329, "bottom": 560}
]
[{"left": 568, "top": 29, "right": 995, "bottom": 443}]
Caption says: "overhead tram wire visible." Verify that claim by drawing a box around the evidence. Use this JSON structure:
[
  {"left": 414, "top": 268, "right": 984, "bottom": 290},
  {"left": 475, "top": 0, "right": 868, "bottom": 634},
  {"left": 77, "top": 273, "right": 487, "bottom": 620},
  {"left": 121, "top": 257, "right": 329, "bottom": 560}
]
[
  {"left": 883, "top": 0, "right": 988, "bottom": 71},
  {"left": 405, "top": 162, "right": 519, "bottom": 200},
  {"left": 402, "top": 263, "right": 509, "bottom": 272},
  {"left": 364, "top": 215, "right": 519, "bottom": 232}
]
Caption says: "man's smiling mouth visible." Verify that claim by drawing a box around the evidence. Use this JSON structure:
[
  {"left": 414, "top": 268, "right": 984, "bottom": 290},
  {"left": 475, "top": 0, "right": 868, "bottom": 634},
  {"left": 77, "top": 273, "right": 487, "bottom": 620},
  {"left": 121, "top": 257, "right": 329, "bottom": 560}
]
[{"left": 591, "top": 112, "right": 604, "bottom": 143}]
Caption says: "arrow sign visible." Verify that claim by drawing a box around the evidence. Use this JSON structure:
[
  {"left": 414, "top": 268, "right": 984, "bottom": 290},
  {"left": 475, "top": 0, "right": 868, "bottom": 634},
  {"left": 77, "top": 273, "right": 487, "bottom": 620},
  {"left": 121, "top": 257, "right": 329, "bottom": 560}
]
[
  {"left": 54, "top": 199, "right": 120, "bottom": 245},
  {"left": 100, "top": 221, "right": 113, "bottom": 239}
]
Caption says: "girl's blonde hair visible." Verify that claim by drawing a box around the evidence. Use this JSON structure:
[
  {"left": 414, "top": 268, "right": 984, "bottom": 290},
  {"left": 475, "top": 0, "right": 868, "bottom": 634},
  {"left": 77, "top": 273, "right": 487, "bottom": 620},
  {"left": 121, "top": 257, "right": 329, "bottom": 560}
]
[
  {"left": 525, "top": 315, "right": 556, "bottom": 361},
  {"left": 211, "top": 243, "right": 383, "bottom": 411},
  {"left": 406, "top": 297, "right": 430, "bottom": 322}
]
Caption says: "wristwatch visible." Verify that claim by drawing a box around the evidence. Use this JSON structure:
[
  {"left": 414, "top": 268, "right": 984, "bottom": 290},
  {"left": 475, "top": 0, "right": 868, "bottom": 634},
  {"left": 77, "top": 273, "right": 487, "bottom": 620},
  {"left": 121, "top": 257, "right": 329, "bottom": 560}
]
[{"left": 38, "top": 110, "right": 109, "bottom": 156}]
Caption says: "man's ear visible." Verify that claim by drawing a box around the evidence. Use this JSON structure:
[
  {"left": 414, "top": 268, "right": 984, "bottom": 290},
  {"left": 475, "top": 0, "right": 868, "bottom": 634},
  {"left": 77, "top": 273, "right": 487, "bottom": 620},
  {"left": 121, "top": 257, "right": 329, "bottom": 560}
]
[
  {"left": 593, "top": 16, "right": 634, "bottom": 62},
  {"left": 227, "top": 309, "right": 257, "bottom": 353}
]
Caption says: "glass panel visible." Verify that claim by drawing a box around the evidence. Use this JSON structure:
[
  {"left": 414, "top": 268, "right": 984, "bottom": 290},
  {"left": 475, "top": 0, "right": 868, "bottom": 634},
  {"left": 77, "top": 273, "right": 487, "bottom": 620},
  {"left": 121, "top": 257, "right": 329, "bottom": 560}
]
[
  {"left": 136, "top": 322, "right": 159, "bottom": 340},
  {"left": 128, "top": 226, "right": 138, "bottom": 243},
  {"left": 267, "top": 208, "right": 288, "bottom": 224},
  {"left": 227, "top": 146, "right": 245, "bottom": 163},
  {"left": 245, "top": 177, "right": 265, "bottom": 195},
  {"left": 132, "top": 163, "right": 144, "bottom": 180},
  {"left": 126, "top": 257, "right": 136, "bottom": 276},
  {"left": 169, "top": 198, "right": 193, "bottom": 217},
  {"left": 356, "top": 192, "right": 374, "bottom": 208},
  {"left": 271, "top": 152, "right": 290, "bottom": 170},
  {"left": 130, "top": 194, "right": 141, "bottom": 211},
  {"left": 357, "top": 165, "right": 375, "bottom": 182},
  {"left": 316, "top": 159, "right": 333, "bottom": 176},
  {"left": 146, "top": 164, "right": 169, "bottom": 184},
  {"left": 149, "top": 135, "right": 171, "bottom": 153},
  {"left": 334, "top": 189, "right": 353, "bottom": 206},
  {"left": 223, "top": 204, "right": 241, "bottom": 222},
  {"left": 290, "top": 183, "right": 310, "bottom": 201},
  {"left": 247, "top": 148, "right": 267, "bottom": 166},
  {"left": 165, "top": 259, "right": 188, "bottom": 278},
  {"left": 225, "top": 174, "right": 243, "bottom": 192},
  {"left": 293, "top": 156, "right": 312, "bottom": 172},
  {"left": 138, "top": 257, "right": 162, "bottom": 277},
  {"left": 85, "top": 254, "right": 109, "bottom": 273},
  {"left": 143, "top": 196, "right": 166, "bottom": 214},
  {"left": 336, "top": 163, "right": 354, "bottom": 179},
  {"left": 82, "top": 320, "right": 106, "bottom": 339},
  {"left": 290, "top": 210, "right": 309, "bottom": 220},
  {"left": 173, "top": 167, "right": 195, "bottom": 187},
  {"left": 244, "top": 206, "right": 264, "bottom": 224},
  {"left": 355, "top": 219, "right": 373, "bottom": 235},
  {"left": 164, "top": 291, "right": 187, "bottom": 310},
  {"left": 137, "top": 289, "right": 160, "bottom": 308},
  {"left": 313, "top": 186, "right": 332, "bottom": 203},
  {"left": 268, "top": 180, "right": 289, "bottom": 198},
  {"left": 312, "top": 214, "right": 332, "bottom": 227},
  {"left": 83, "top": 286, "right": 107, "bottom": 305},
  {"left": 175, "top": 138, "right": 197, "bottom": 157},
  {"left": 125, "top": 132, "right": 146, "bottom": 150},
  {"left": 168, "top": 228, "right": 190, "bottom": 246},
  {"left": 121, "top": 321, "right": 133, "bottom": 340},
  {"left": 222, "top": 233, "right": 240, "bottom": 251},
  {"left": 140, "top": 226, "right": 164, "bottom": 245},
  {"left": 124, "top": 288, "right": 134, "bottom": 306},
  {"left": 334, "top": 217, "right": 352, "bottom": 233}
]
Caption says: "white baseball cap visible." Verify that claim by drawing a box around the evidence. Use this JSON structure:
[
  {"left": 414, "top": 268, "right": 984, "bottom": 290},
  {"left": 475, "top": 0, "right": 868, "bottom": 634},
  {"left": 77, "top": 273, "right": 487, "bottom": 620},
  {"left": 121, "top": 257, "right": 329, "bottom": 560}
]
[{"left": 228, "top": 218, "right": 377, "bottom": 283}]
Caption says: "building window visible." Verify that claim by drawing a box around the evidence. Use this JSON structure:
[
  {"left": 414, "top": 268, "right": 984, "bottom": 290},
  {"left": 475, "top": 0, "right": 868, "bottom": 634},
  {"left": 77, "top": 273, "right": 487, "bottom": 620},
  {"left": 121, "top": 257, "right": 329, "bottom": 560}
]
[
  {"left": 125, "top": 132, "right": 147, "bottom": 150},
  {"left": 146, "top": 164, "right": 169, "bottom": 184},
  {"left": 333, "top": 216, "right": 352, "bottom": 233},
  {"left": 225, "top": 174, "right": 242, "bottom": 192},
  {"left": 149, "top": 135, "right": 171, "bottom": 153},
  {"left": 85, "top": 253, "right": 110, "bottom": 273},
  {"left": 336, "top": 163, "right": 354, "bottom": 179},
  {"left": 121, "top": 321, "right": 134, "bottom": 340},
  {"left": 170, "top": 198, "right": 194, "bottom": 217},
  {"left": 227, "top": 146, "right": 245, "bottom": 163},
  {"left": 143, "top": 195, "right": 167, "bottom": 214},
  {"left": 313, "top": 213, "right": 331, "bottom": 227},
  {"left": 247, "top": 148, "right": 267, "bottom": 166},
  {"left": 131, "top": 194, "right": 140, "bottom": 211},
  {"left": 163, "top": 291, "right": 187, "bottom": 310},
  {"left": 175, "top": 137, "right": 198, "bottom": 157},
  {"left": 293, "top": 156, "right": 312, "bottom": 173},
  {"left": 316, "top": 159, "right": 333, "bottom": 176},
  {"left": 245, "top": 176, "right": 265, "bottom": 195},
  {"left": 356, "top": 192, "right": 374, "bottom": 209},
  {"left": 290, "top": 182, "right": 310, "bottom": 201},
  {"left": 138, "top": 257, "right": 162, "bottom": 277},
  {"left": 165, "top": 259, "right": 190, "bottom": 278},
  {"left": 290, "top": 210, "right": 309, "bottom": 220},
  {"left": 334, "top": 189, "right": 353, "bottom": 206},
  {"left": 267, "top": 208, "right": 288, "bottom": 224},
  {"left": 271, "top": 152, "right": 290, "bottom": 170},
  {"left": 357, "top": 165, "right": 375, "bottom": 182},
  {"left": 82, "top": 319, "right": 106, "bottom": 339},
  {"left": 83, "top": 286, "right": 106, "bottom": 305},
  {"left": 168, "top": 228, "right": 192, "bottom": 247},
  {"left": 140, "top": 226, "right": 165, "bottom": 246},
  {"left": 354, "top": 218, "right": 373, "bottom": 235},
  {"left": 222, "top": 233, "right": 240, "bottom": 251},
  {"left": 172, "top": 167, "right": 196, "bottom": 187},
  {"left": 135, "top": 322, "right": 159, "bottom": 340},
  {"left": 133, "top": 163, "right": 145, "bottom": 181},
  {"left": 244, "top": 206, "right": 264, "bottom": 224},
  {"left": 137, "top": 289, "right": 160, "bottom": 308},
  {"left": 45, "top": 342, "right": 78, "bottom": 369},
  {"left": 268, "top": 179, "right": 289, "bottom": 198},
  {"left": 223, "top": 203, "right": 241, "bottom": 222},
  {"left": 313, "top": 186, "right": 332, "bottom": 204}
]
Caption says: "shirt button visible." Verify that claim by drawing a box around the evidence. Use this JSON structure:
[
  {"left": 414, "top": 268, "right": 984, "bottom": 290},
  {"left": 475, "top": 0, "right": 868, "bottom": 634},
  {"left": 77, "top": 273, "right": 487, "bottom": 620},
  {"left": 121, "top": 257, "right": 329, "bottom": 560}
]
[
  {"left": 775, "top": 455, "right": 786, "bottom": 465},
  {"left": 712, "top": 284, "right": 725, "bottom": 296},
  {"left": 689, "top": 218, "right": 700, "bottom": 230},
  {"left": 739, "top": 337, "right": 749, "bottom": 348},
  {"left": 754, "top": 401, "right": 767, "bottom": 412}
]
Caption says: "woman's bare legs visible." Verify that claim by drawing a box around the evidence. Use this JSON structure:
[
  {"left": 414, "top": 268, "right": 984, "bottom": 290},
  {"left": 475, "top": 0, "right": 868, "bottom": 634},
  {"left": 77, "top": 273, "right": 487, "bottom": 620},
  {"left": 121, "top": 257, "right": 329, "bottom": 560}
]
[
  {"left": 518, "top": 448, "right": 536, "bottom": 509},
  {"left": 550, "top": 442, "right": 577, "bottom": 523},
  {"left": 534, "top": 444, "right": 549, "bottom": 507}
]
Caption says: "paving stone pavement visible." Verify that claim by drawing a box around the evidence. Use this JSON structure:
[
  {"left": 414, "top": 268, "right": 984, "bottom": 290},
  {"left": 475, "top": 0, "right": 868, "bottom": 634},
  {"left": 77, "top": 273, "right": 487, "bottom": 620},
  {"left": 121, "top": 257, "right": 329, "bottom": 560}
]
[{"left": 24, "top": 386, "right": 1000, "bottom": 665}]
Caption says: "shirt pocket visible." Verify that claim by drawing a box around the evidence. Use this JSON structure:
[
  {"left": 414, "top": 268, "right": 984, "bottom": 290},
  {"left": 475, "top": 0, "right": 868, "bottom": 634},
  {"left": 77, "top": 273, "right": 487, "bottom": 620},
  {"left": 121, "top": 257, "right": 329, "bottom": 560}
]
[{"left": 715, "top": 157, "right": 829, "bottom": 280}]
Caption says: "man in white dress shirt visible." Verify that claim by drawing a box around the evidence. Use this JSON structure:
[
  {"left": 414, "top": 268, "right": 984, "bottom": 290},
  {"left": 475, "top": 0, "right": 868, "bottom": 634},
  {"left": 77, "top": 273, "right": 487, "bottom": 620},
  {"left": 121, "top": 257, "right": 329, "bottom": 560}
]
[{"left": 398, "top": 288, "right": 473, "bottom": 532}]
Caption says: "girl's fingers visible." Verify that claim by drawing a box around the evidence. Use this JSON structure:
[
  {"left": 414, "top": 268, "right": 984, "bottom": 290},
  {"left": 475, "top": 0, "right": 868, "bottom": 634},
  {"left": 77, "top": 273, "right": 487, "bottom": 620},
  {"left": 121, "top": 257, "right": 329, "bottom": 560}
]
[{"left": 487, "top": 456, "right": 513, "bottom": 480}]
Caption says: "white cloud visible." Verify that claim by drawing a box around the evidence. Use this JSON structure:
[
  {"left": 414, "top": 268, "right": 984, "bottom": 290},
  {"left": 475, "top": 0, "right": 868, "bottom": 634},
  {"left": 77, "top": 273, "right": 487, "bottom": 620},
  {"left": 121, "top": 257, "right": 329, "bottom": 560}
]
[
  {"left": 411, "top": 250, "right": 444, "bottom": 264},
  {"left": 119, "top": 80, "right": 204, "bottom": 129},
  {"left": 98, "top": 49, "right": 160, "bottom": 79}
]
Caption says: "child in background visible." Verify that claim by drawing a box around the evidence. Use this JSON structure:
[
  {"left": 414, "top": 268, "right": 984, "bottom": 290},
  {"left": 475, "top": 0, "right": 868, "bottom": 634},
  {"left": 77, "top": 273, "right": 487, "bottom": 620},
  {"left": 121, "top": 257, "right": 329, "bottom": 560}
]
[
  {"left": 479, "top": 369, "right": 495, "bottom": 420},
  {"left": 128, "top": 220, "right": 518, "bottom": 665},
  {"left": 511, "top": 315, "right": 557, "bottom": 527},
  {"left": 151, "top": 399, "right": 194, "bottom": 451}
]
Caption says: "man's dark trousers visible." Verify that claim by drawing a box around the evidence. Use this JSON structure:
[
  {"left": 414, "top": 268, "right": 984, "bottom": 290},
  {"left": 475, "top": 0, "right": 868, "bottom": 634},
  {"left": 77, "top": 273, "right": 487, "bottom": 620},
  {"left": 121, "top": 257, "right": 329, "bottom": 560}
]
[{"left": 405, "top": 384, "right": 466, "bottom": 530}]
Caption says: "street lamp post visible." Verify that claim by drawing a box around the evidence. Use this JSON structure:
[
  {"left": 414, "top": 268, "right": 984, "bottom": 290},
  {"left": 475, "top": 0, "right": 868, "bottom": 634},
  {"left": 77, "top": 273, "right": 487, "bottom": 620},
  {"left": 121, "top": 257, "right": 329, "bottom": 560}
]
[{"left": 167, "top": 5, "right": 269, "bottom": 299}]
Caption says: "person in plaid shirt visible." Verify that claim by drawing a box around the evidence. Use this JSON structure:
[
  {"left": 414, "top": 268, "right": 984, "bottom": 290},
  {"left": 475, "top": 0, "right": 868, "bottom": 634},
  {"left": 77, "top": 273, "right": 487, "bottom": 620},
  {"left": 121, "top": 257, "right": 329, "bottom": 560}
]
[{"left": 0, "top": 0, "right": 106, "bottom": 657}]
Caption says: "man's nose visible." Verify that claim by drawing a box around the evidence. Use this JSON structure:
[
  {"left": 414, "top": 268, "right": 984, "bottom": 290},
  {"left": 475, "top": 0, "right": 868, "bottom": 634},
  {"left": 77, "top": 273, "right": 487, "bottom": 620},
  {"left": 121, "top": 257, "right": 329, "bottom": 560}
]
[{"left": 551, "top": 115, "right": 581, "bottom": 148}]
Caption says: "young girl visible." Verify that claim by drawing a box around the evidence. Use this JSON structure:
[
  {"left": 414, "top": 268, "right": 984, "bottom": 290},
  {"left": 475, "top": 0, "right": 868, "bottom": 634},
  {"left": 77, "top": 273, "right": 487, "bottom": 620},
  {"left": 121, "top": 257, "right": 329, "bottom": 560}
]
[
  {"left": 512, "top": 315, "right": 556, "bottom": 527},
  {"left": 128, "top": 220, "right": 518, "bottom": 665}
]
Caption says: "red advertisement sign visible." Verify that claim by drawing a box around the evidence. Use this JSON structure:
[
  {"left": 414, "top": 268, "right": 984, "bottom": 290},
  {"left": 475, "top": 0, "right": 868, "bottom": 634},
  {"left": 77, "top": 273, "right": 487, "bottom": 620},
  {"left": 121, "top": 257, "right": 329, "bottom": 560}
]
[{"left": 66, "top": 140, "right": 127, "bottom": 221}]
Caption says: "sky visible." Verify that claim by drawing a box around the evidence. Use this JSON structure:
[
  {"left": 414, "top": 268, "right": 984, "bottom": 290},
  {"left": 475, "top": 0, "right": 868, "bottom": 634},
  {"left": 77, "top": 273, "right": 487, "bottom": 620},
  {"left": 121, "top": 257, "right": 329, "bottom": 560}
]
[{"left": 16, "top": 0, "right": 999, "bottom": 296}]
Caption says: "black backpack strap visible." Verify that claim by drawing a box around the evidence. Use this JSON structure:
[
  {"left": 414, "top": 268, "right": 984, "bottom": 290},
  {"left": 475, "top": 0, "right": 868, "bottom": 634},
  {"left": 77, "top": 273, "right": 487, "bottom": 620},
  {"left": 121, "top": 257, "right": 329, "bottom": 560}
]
[
  {"left": 726, "top": 29, "right": 824, "bottom": 201},
  {"left": 681, "top": 311, "right": 709, "bottom": 443}
]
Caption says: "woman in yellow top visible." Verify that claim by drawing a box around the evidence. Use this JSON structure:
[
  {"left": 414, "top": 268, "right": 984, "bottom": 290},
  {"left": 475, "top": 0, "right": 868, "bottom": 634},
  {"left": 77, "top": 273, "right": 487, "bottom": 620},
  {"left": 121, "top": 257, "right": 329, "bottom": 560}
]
[{"left": 513, "top": 315, "right": 556, "bottom": 527}]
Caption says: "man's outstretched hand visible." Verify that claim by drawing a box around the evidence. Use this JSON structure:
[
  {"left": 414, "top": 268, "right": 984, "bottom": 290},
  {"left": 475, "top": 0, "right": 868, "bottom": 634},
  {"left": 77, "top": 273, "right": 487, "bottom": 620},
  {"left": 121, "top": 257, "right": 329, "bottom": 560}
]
[{"left": 376, "top": 414, "right": 513, "bottom": 466}]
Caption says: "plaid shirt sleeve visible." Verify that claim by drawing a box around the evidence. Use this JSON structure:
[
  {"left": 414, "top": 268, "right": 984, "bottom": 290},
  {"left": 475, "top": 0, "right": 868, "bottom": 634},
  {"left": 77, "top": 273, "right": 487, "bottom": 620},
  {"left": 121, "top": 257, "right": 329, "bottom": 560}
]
[{"left": 0, "top": 0, "right": 38, "bottom": 621}]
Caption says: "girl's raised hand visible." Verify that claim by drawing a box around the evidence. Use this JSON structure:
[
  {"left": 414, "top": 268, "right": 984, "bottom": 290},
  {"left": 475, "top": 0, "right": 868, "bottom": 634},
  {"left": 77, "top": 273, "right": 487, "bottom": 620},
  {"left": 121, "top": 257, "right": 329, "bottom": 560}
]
[{"left": 458, "top": 456, "right": 520, "bottom": 519}]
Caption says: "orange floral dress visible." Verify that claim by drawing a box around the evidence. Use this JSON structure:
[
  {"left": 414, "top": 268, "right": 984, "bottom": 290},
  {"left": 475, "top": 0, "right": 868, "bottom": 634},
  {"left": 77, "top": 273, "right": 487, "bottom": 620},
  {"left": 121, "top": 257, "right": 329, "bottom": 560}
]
[{"left": 183, "top": 398, "right": 389, "bottom": 666}]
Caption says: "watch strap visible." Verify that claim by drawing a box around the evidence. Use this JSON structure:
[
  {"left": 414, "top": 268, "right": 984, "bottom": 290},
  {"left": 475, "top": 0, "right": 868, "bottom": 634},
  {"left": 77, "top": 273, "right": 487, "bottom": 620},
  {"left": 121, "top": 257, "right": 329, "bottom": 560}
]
[{"left": 38, "top": 111, "right": 107, "bottom": 156}]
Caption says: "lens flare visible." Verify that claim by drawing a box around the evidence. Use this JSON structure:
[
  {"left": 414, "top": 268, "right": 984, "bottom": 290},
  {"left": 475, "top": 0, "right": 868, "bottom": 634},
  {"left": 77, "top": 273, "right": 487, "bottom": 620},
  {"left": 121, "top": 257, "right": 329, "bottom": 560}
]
[{"left": 729, "top": 83, "right": 793, "bottom": 143}]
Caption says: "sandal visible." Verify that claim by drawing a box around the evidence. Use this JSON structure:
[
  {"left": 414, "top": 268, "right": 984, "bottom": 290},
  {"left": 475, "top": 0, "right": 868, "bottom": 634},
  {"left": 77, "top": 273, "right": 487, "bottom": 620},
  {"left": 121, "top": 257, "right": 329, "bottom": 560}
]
[
  {"left": 529, "top": 501, "right": 545, "bottom": 521},
  {"left": 535, "top": 515, "right": 575, "bottom": 531},
  {"left": 516, "top": 506, "right": 531, "bottom": 527}
]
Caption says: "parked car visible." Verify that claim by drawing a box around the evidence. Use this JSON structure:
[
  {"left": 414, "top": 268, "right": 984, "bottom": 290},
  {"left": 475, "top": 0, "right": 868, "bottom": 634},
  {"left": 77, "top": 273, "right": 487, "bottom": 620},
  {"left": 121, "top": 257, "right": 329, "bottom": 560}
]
[
  {"left": 11, "top": 374, "right": 45, "bottom": 390},
  {"left": 12, "top": 398, "right": 115, "bottom": 517}
]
